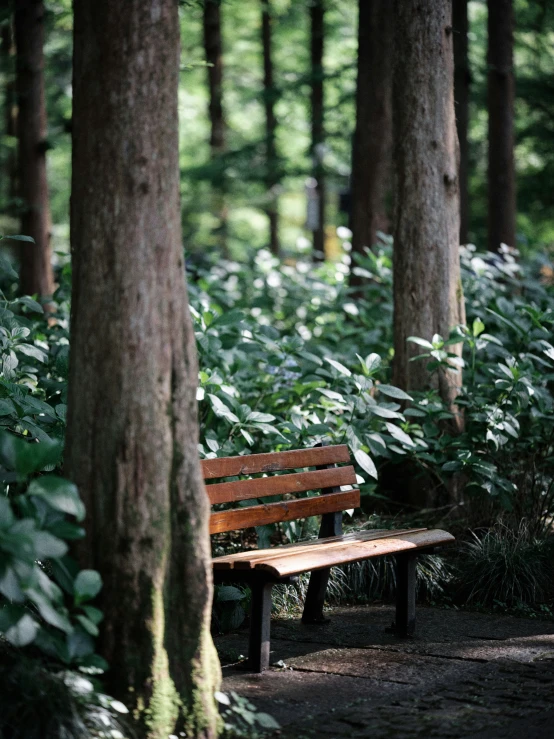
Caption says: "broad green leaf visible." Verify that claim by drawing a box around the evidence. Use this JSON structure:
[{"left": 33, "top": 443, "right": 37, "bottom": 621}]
[
  {"left": 26, "top": 588, "right": 73, "bottom": 633},
  {"left": 364, "top": 353, "right": 381, "bottom": 373},
  {"left": 5, "top": 613, "right": 38, "bottom": 647},
  {"left": 17, "top": 296, "right": 44, "bottom": 313},
  {"left": 2, "top": 234, "right": 35, "bottom": 243},
  {"left": 33, "top": 531, "right": 68, "bottom": 560},
  {"left": 28, "top": 476, "right": 85, "bottom": 521},
  {"left": 75, "top": 614, "right": 99, "bottom": 637},
  {"left": 74, "top": 569, "right": 102, "bottom": 604},
  {"left": 472, "top": 317, "right": 485, "bottom": 337},
  {"left": 246, "top": 411, "right": 276, "bottom": 423},
  {"left": 16, "top": 343, "right": 47, "bottom": 362},
  {"left": 353, "top": 448, "right": 378, "bottom": 479},
  {"left": 377, "top": 384, "right": 412, "bottom": 401},
  {"left": 208, "top": 394, "right": 240, "bottom": 424},
  {"left": 0, "top": 433, "right": 62, "bottom": 478},
  {"left": 257, "top": 713, "right": 281, "bottom": 730},
  {"left": 217, "top": 585, "right": 244, "bottom": 602},
  {"left": 367, "top": 405, "right": 403, "bottom": 420},
  {"left": 384, "top": 423, "right": 415, "bottom": 447},
  {"left": 317, "top": 388, "right": 345, "bottom": 403},
  {"left": 324, "top": 357, "right": 351, "bottom": 377},
  {"left": 407, "top": 337, "right": 433, "bottom": 349}
]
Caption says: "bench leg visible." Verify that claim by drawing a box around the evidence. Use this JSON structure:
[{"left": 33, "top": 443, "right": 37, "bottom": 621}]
[
  {"left": 302, "top": 567, "right": 331, "bottom": 624},
  {"left": 394, "top": 552, "right": 416, "bottom": 637},
  {"left": 248, "top": 580, "right": 273, "bottom": 672}
]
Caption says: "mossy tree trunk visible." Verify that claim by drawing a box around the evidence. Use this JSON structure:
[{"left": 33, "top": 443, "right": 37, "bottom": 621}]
[
  {"left": 350, "top": 0, "right": 392, "bottom": 276},
  {"left": 66, "top": 2, "right": 220, "bottom": 737},
  {"left": 391, "top": 0, "right": 465, "bottom": 422},
  {"left": 14, "top": 0, "right": 53, "bottom": 297}
]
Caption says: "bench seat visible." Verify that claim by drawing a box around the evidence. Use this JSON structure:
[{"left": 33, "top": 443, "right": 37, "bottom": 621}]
[{"left": 213, "top": 528, "right": 454, "bottom": 578}]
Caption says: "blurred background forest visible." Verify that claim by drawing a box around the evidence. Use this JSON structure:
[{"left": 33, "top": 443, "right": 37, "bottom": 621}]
[{"left": 1, "top": 0, "right": 553, "bottom": 264}]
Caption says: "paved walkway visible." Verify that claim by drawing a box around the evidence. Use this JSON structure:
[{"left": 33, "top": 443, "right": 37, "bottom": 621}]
[{"left": 216, "top": 605, "right": 554, "bottom": 738}]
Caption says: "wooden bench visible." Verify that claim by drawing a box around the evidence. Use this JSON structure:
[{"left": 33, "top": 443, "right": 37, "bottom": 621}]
[{"left": 202, "top": 444, "right": 454, "bottom": 672}]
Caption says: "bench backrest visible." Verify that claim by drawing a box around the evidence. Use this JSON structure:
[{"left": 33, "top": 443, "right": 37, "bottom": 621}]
[{"left": 201, "top": 445, "right": 360, "bottom": 534}]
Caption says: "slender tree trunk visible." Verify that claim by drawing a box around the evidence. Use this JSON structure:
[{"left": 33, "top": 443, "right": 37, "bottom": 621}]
[
  {"left": 203, "top": 0, "right": 228, "bottom": 254},
  {"left": 350, "top": 0, "right": 392, "bottom": 277},
  {"left": 261, "top": 0, "right": 279, "bottom": 256},
  {"left": 392, "top": 0, "right": 465, "bottom": 423},
  {"left": 310, "top": 0, "right": 325, "bottom": 260},
  {"left": 453, "top": 0, "right": 470, "bottom": 245},
  {"left": 14, "top": 0, "right": 53, "bottom": 297},
  {"left": 1, "top": 19, "right": 18, "bottom": 215},
  {"left": 487, "top": 0, "right": 516, "bottom": 252},
  {"left": 67, "top": 2, "right": 220, "bottom": 738}
]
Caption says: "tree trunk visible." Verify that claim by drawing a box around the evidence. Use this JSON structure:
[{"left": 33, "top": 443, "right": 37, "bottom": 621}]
[
  {"left": 350, "top": 0, "right": 392, "bottom": 276},
  {"left": 67, "top": 2, "right": 220, "bottom": 738},
  {"left": 261, "top": 0, "right": 279, "bottom": 256},
  {"left": 14, "top": 0, "right": 53, "bottom": 297},
  {"left": 453, "top": 0, "right": 470, "bottom": 245},
  {"left": 392, "top": 0, "right": 465, "bottom": 422},
  {"left": 1, "top": 19, "right": 18, "bottom": 216},
  {"left": 487, "top": 0, "right": 516, "bottom": 252},
  {"left": 310, "top": 0, "right": 325, "bottom": 261},
  {"left": 203, "top": 0, "right": 228, "bottom": 254}
]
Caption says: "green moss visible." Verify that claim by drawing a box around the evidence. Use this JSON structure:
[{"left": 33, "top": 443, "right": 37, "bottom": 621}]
[
  {"left": 144, "top": 583, "right": 181, "bottom": 738},
  {"left": 182, "top": 632, "right": 222, "bottom": 738}
]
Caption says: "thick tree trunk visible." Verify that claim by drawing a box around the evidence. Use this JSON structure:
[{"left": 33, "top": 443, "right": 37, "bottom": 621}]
[
  {"left": 350, "top": 0, "right": 392, "bottom": 274},
  {"left": 487, "top": 0, "right": 516, "bottom": 252},
  {"left": 453, "top": 0, "right": 470, "bottom": 245},
  {"left": 392, "top": 0, "right": 465, "bottom": 421},
  {"left": 14, "top": 0, "right": 53, "bottom": 297},
  {"left": 261, "top": 0, "right": 279, "bottom": 256},
  {"left": 67, "top": 2, "right": 220, "bottom": 738},
  {"left": 310, "top": 0, "right": 325, "bottom": 261},
  {"left": 203, "top": 0, "right": 228, "bottom": 254}
]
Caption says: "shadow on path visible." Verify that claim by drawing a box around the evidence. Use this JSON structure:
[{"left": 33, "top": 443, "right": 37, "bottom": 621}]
[{"left": 216, "top": 605, "right": 554, "bottom": 738}]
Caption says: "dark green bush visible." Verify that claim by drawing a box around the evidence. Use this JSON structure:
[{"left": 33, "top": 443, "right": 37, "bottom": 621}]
[{"left": 456, "top": 523, "right": 554, "bottom": 608}]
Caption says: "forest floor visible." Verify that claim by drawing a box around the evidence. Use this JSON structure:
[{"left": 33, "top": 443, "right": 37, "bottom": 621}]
[{"left": 216, "top": 604, "right": 554, "bottom": 738}]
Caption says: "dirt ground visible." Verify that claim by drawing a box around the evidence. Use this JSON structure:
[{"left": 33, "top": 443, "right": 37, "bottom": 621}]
[{"left": 216, "top": 604, "right": 554, "bottom": 738}]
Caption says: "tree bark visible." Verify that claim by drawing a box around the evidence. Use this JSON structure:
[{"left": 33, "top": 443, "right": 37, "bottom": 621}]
[
  {"left": 487, "top": 0, "right": 516, "bottom": 252},
  {"left": 261, "top": 0, "right": 279, "bottom": 256},
  {"left": 310, "top": 0, "right": 325, "bottom": 261},
  {"left": 203, "top": 0, "right": 228, "bottom": 254},
  {"left": 14, "top": 0, "right": 53, "bottom": 297},
  {"left": 350, "top": 0, "right": 392, "bottom": 275},
  {"left": 453, "top": 0, "right": 470, "bottom": 245},
  {"left": 392, "top": 0, "right": 465, "bottom": 421},
  {"left": 67, "top": 2, "right": 220, "bottom": 737},
  {"left": 1, "top": 19, "right": 18, "bottom": 216}
]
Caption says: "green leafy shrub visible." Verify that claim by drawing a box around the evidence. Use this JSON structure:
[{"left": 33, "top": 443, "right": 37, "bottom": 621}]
[
  {"left": 0, "top": 655, "right": 133, "bottom": 739},
  {"left": 216, "top": 690, "right": 279, "bottom": 737},
  {"left": 0, "top": 433, "right": 104, "bottom": 669}
]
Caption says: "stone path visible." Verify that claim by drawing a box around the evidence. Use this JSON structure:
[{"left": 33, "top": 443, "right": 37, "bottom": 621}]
[{"left": 216, "top": 605, "right": 554, "bottom": 738}]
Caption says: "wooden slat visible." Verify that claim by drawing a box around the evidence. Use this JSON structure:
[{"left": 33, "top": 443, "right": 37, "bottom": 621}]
[
  {"left": 202, "top": 445, "right": 351, "bottom": 480},
  {"left": 213, "top": 529, "right": 390, "bottom": 569},
  {"left": 209, "top": 489, "right": 360, "bottom": 535},
  {"left": 251, "top": 530, "right": 455, "bottom": 578},
  {"left": 212, "top": 529, "right": 427, "bottom": 570},
  {"left": 206, "top": 465, "right": 356, "bottom": 505}
]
